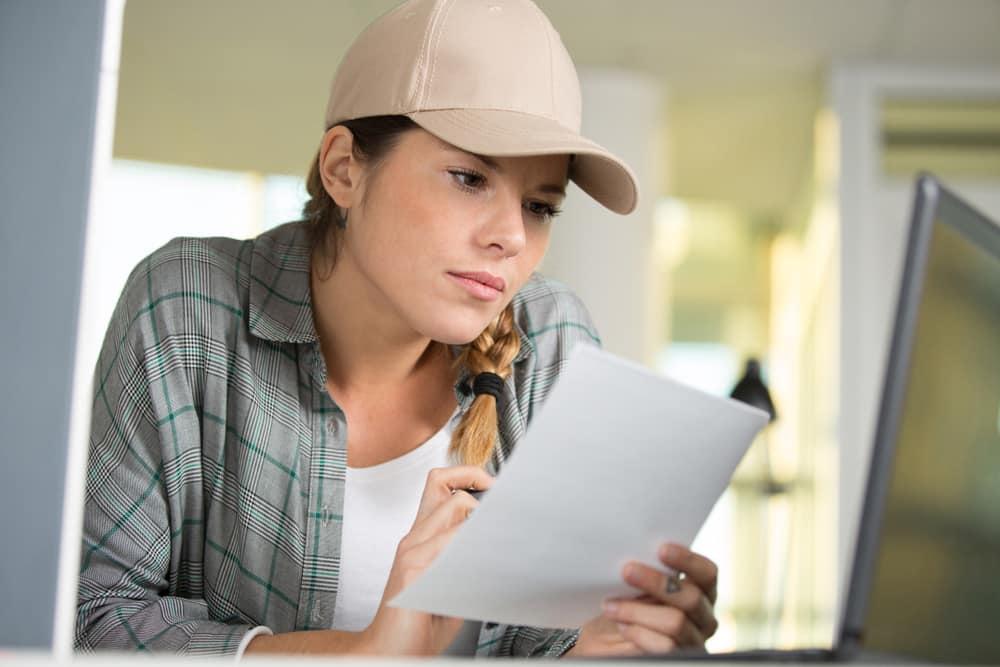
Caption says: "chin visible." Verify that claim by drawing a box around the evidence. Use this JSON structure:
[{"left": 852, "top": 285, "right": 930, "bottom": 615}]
[
  {"left": 419, "top": 311, "right": 498, "bottom": 347},
  {"left": 428, "top": 326, "right": 491, "bottom": 347}
]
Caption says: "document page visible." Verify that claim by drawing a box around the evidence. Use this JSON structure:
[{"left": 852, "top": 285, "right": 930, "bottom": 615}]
[{"left": 391, "top": 344, "right": 769, "bottom": 629}]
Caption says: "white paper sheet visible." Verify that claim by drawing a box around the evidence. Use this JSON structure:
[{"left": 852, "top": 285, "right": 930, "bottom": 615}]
[{"left": 391, "top": 344, "right": 769, "bottom": 629}]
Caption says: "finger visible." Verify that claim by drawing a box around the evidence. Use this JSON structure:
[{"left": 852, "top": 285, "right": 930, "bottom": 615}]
[
  {"left": 604, "top": 599, "right": 705, "bottom": 648},
  {"left": 421, "top": 465, "right": 495, "bottom": 500},
  {"left": 621, "top": 564, "right": 718, "bottom": 638},
  {"left": 414, "top": 466, "right": 494, "bottom": 521},
  {"left": 615, "top": 622, "right": 679, "bottom": 654},
  {"left": 392, "top": 522, "right": 464, "bottom": 587},
  {"left": 659, "top": 579, "right": 717, "bottom": 639},
  {"left": 577, "top": 619, "right": 644, "bottom": 657},
  {"left": 405, "top": 491, "right": 478, "bottom": 547},
  {"left": 659, "top": 544, "right": 718, "bottom": 604}
]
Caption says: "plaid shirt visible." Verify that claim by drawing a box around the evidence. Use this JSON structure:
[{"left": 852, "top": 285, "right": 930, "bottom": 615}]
[{"left": 76, "top": 221, "right": 601, "bottom": 656}]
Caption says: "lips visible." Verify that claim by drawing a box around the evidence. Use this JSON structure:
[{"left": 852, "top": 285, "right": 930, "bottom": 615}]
[
  {"left": 447, "top": 271, "right": 507, "bottom": 301},
  {"left": 448, "top": 271, "right": 506, "bottom": 292}
]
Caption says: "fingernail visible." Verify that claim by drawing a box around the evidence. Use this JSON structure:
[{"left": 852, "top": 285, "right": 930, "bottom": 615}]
[
  {"left": 660, "top": 543, "right": 683, "bottom": 560},
  {"left": 622, "top": 563, "right": 636, "bottom": 580},
  {"left": 616, "top": 623, "right": 629, "bottom": 635},
  {"left": 602, "top": 600, "right": 618, "bottom": 615}
]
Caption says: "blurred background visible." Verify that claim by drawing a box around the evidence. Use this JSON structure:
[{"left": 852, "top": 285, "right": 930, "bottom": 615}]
[{"left": 84, "top": 0, "right": 1000, "bottom": 653}]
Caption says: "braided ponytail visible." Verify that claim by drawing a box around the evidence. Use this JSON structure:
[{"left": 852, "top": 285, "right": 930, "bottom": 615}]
[{"left": 450, "top": 304, "right": 521, "bottom": 466}]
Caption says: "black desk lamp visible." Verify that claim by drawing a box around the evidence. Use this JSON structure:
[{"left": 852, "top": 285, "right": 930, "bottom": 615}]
[
  {"left": 730, "top": 357, "right": 783, "bottom": 496},
  {"left": 730, "top": 357, "right": 777, "bottom": 423}
]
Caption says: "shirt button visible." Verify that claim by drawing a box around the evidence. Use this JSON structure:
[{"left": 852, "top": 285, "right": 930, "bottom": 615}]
[
  {"left": 312, "top": 608, "right": 322, "bottom": 624},
  {"left": 326, "top": 417, "right": 337, "bottom": 433}
]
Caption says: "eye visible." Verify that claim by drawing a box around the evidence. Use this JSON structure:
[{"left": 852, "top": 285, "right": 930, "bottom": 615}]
[
  {"left": 449, "top": 168, "right": 486, "bottom": 191},
  {"left": 525, "top": 200, "right": 562, "bottom": 222}
]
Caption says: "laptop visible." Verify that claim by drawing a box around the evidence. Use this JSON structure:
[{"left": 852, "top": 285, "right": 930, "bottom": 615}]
[{"left": 649, "top": 174, "right": 1000, "bottom": 663}]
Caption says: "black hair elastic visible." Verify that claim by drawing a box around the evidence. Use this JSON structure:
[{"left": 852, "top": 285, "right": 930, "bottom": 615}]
[{"left": 472, "top": 372, "right": 504, "bottom": 401}]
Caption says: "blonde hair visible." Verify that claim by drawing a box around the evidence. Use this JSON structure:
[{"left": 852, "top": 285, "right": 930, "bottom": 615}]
[
  {"left": 303, "top": 116, "right": 519, "bottom": 467},
  {"left": 448, "top": 306, "right": 520, "bottom": 466}
]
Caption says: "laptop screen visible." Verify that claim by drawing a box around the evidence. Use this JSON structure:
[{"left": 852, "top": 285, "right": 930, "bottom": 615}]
[{"left": 857, "top": 179, "right": 1000, "bottom": 663}]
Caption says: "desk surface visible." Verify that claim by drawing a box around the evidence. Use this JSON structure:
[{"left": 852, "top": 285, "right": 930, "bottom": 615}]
[{"left": 0, "top": 651, "right": 932, "bottom": 666}]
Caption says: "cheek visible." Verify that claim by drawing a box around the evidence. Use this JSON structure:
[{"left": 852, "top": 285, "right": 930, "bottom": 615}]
[
  {"left": 377, "top": 175, "right": 454, "bottom": 245},
  {"left": 356, "top": 183, "right": 438, "bottom": 259},
  {"left": 522, "top": 224, "right": 552, "bottom": 269}
]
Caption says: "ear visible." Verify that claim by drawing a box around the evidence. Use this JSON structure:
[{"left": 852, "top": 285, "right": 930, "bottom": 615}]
[{"left": 319, "top": 125, "right": 362, "bottom": 209}]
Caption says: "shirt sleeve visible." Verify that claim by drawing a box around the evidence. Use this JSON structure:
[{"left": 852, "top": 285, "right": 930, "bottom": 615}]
[
  {"left": 74, "top": 250, "right": 252, "bottom": 655},
  {"left": 507, "top": 626, "right": 580, "bottom": 657}
]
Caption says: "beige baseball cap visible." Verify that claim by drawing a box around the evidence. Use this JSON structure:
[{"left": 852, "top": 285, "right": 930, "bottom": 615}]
[{"left": 324, "top": 0, "right": 639, "bottom": 215}]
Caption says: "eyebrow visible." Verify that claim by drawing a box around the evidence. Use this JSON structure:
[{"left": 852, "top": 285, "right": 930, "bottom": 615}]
[
  {"left": 537, "top": 183, "right": 568, "bottom": 198},
  {"left": 467, "top": 150, "right": 568, "bottom": 199}
]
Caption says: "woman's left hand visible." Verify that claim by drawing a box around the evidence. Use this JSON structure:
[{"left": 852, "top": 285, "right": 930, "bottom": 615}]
[{"left": 565, "top": 543, "right": 719, "bottom": 657}]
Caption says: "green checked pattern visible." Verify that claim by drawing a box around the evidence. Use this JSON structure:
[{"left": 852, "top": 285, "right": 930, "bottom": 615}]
[{"left": 76, "top": 221, "right": 598, "bottom": 657}]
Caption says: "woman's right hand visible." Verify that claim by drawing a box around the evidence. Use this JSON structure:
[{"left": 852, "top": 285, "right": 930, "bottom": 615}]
[{"left": 359, "top": 465, "right": 494, "bottom": 656}]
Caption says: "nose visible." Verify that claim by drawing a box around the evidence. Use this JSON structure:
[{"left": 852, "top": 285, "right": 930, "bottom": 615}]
[{"left": 478, "top": 194, "right": 526, "bottom": 258}]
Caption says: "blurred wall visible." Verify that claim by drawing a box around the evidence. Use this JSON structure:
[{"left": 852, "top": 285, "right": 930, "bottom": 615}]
[
  {"left": 112, "top": 0, "right": 399, "bottom": 177},
  {"left": 542, "top": 69, "right": 666, "bottom": 363}
]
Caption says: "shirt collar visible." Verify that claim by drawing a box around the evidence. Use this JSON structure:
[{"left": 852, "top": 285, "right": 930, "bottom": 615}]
[{"left": 248, "top": 222, "right": 319, "bottom": 343}]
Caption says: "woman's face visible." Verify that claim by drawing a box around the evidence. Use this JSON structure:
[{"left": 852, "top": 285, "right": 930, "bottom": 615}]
[{"left": 335, "top": 128, "right": 569, "bottom": 345}]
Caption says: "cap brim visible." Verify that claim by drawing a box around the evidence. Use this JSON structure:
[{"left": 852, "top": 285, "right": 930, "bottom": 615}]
[{"left": 407, "top": 109, "right": 639, "bottom": 215}]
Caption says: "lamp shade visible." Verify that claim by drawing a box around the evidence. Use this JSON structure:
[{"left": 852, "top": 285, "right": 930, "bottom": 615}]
[{"left": 730, "top": 358, "right": 777, "bottom": 422}]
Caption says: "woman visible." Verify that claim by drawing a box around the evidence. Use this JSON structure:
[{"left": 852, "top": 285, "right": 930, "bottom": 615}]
[{"left": 76, "top": 0, "right": 719, "bottom": 657}]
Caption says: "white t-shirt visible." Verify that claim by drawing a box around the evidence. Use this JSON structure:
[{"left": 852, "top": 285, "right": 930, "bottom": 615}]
[{"left": 330, "top": 421, "right": 455, "bottom": 632}]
